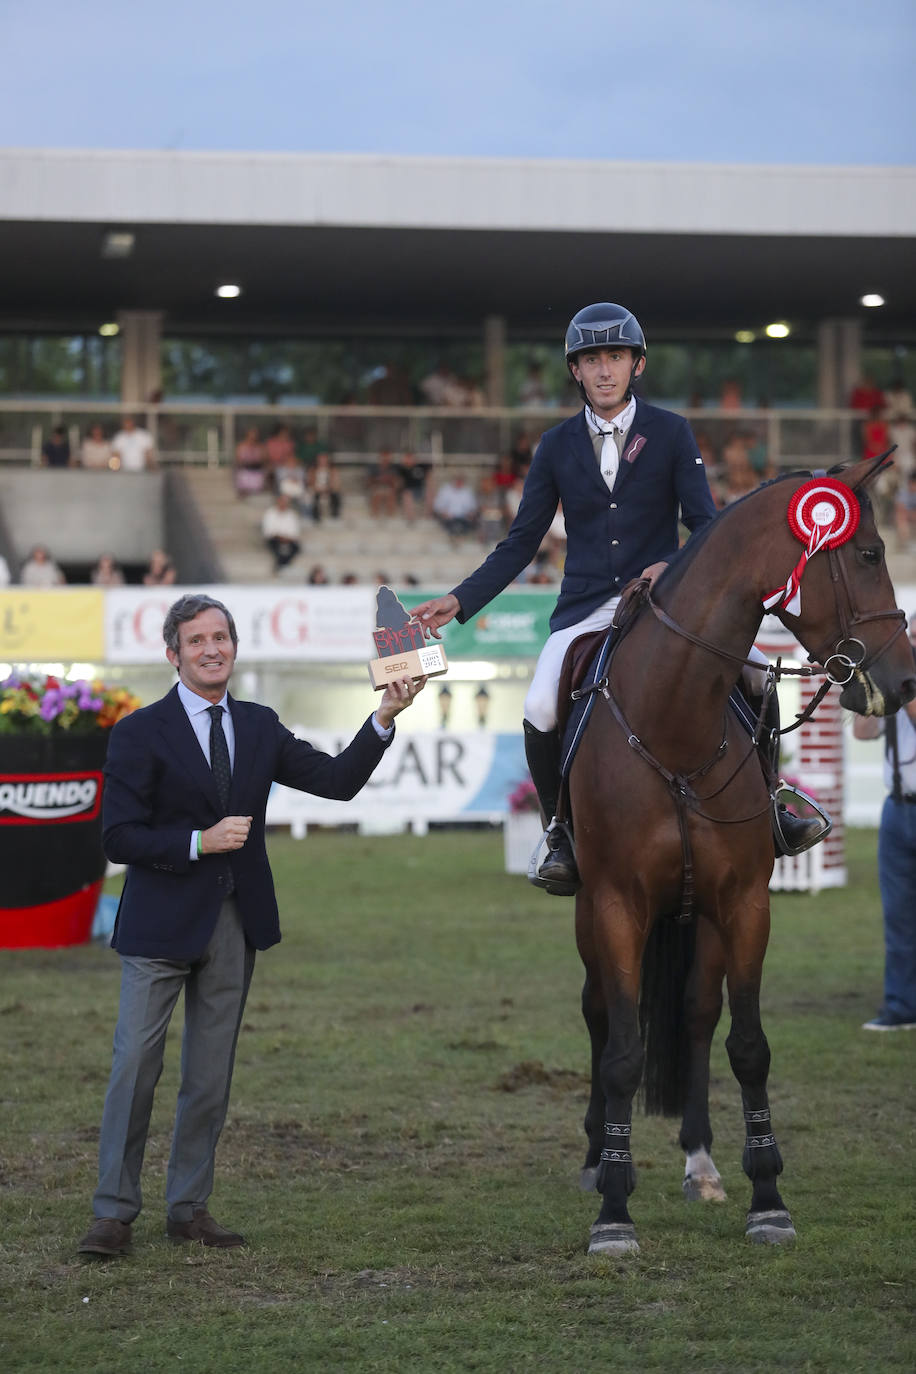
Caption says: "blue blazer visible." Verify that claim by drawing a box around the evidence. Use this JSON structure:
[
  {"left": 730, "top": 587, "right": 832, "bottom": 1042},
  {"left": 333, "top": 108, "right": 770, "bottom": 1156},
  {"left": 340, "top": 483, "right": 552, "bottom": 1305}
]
[
  {"left": 103, "top": 686, "right": 391, "bottom": 960},
  {"left": 453, "top": 400, "right": 717, "bottom": 631}
]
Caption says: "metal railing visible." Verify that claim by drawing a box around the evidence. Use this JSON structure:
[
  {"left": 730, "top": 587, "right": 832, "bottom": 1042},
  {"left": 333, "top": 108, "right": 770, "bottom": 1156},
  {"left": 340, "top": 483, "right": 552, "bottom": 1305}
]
[{"left": 0, "top": 398, "right": 862, "bottom": 471}]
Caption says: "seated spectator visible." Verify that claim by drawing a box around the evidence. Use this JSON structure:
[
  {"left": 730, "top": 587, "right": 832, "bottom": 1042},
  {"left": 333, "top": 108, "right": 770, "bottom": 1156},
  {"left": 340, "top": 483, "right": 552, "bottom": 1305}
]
[
  {"left": 340, "top": 571, "right": 359, "bottom": 585},
  {"left": 477, "top": 474, "right": 506, "bottom": 546},
  {"left": 80, "top": 423, "right": 113, "bottom": 470},
  {"left": 492, "top": 452, "right": 516, "bottom": 496},
  {"left": 111, "top": 415, "right": 156, "bottom": 472},
  {"left": 296, "top": 425, "right": 323, "bottom": 469},
  {"left": 42, "top": 425, "right": 72, "bottom": 468},
  {"left": 544, "top": 501, "right": 567, "bottom": 571},
  {"left": 863, "top": 405, "right": 891, "bottom": 461},
  {"left": 895, "top": 472, "right": 916, "bottom": 550},
  {"left": 719, "top": 431, "right": 758, "bottom": 504},
  {"left": 265, "top": 423, "right": 298, "bottom": 491},
  {"left": 143, "top": 548, "right": 177, "bottom": 586},
  {"left": 517, "top": 361, "right": 548, "bottom": 408},
  {"left": 367, "top": 450, "right": 401, "bottom": 518},
  {"left": 504, "top": 465, "right": 529, "bottom": 524},
  {"left": 889, "top": 413, "right": 916, "bottom": 479},
  {"left": 432, "top": 473, "right": 478, "bottom": 538},
  {"left": 510, "top": 430, "right": 534, "bottom": 471},
  {"left": 884, "top": 376, "right": 915, "bottom": 421},
  {"left": 420, "top": 363, "right": 464, "bottom": 407},
  {"left": 307, "top": 563, "right": 330, "bottom": 585},
  {"left": 307, "top": 452, "right": 342, "bottom": 522},
  {"left": 90, "top": 553, "right": 125, "bottom": 587},
  {"left": 20, "top": 545, "right": 65, "bottom": 587},
  {"left": 517, "top": 549, "right": 557, "bottom": 585},
  {"left": 234, "top": 427, "right": 266, "bottom": 496},
  {"left": 262, "top": 492, "right": 302, "bottom": 571},
  {"left": 397, "top": 451, "right": 429, "bottom": 523},
  {"left": 719, "top": 378, "right": 743, "bottom": 410},
  {"left": 849, "top": 375, "right": 886, "bottom": 412}
]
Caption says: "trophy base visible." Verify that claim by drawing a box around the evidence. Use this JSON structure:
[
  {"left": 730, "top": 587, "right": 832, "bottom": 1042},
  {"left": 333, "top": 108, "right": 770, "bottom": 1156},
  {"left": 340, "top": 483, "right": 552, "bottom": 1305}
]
[{"left": 368, "top": 642, "right": 448, "bottom": 690}]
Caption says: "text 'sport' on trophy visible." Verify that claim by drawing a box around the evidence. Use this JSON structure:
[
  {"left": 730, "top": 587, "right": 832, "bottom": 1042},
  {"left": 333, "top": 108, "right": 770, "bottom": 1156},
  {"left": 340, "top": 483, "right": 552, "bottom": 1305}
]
[{"left": 368, "top": 586, "right": 448, "bottom": 690}]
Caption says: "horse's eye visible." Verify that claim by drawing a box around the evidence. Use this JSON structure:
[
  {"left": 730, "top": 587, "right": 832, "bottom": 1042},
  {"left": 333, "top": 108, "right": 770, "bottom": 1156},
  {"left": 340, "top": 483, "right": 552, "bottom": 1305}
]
[{"left": 859, "top": 546, "right": 882, "bottom": 567}]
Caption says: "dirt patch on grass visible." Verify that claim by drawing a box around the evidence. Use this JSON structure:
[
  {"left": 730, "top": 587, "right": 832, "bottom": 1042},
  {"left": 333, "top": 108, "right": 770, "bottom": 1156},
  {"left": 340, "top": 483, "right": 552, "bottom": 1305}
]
[{"left": 495, "top": 1060, "right": 590, "bottom": 1093}]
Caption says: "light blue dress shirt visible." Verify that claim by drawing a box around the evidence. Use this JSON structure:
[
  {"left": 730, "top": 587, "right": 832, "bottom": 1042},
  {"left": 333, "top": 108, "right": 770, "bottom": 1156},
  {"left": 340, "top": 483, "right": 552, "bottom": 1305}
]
[{"left": 177, "top": 681, "right": 235, "bottom": 861}]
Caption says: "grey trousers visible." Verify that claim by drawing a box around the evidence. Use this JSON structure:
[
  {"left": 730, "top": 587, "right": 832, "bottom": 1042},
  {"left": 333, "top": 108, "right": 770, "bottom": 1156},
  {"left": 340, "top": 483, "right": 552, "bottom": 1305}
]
[{"left": 93, "top": 899, "right": 255, "bottom": 1223}]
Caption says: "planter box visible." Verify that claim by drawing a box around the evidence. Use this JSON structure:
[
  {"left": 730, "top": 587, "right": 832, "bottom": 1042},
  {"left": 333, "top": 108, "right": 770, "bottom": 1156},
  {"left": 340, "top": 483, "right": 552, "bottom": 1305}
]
[
  {"left": 504, "top": 811, "right": 544, "bottom": 876},
  {"left": 0, "top": 731, "right": 111, "bottom": 947}
]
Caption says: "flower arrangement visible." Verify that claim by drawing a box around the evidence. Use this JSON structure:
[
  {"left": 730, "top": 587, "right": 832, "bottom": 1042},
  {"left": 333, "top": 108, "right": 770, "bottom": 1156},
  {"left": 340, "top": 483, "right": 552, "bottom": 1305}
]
[
  {"left": 0, "top": 674, "right": 140, "bottom": 735},
  {"left": 508, "top": 776, "right": 540, "bottom": 814}
]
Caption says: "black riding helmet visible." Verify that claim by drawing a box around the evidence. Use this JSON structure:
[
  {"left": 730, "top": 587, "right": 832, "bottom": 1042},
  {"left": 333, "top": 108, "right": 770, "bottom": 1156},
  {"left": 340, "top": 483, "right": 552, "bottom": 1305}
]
[{"left": 565, "top": 302, "right": 647, "bottom": 403}]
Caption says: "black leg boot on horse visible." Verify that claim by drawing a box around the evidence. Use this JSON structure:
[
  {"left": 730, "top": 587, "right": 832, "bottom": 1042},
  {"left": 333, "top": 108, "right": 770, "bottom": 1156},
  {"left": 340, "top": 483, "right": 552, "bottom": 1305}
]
[
  {"left": 523, "top": 719, "right": 581, "bottom": 896},
  {"left": 756, "top": 689, "right": 832, "bottom": 856}
]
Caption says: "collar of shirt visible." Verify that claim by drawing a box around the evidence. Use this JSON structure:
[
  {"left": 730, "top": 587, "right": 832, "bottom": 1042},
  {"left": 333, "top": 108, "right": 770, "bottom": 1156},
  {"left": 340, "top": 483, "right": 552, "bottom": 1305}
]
[
  {"left": 585, "top": 396, "right": 637, "bottom": 438},
  {"left": 177, "top": 680, "right": 235, "bottom": 767}
]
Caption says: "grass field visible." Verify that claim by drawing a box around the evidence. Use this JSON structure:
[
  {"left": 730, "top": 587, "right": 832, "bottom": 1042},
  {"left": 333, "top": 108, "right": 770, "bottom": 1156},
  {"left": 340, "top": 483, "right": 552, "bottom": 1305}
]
[{"left": 1, "top": 827, "right": 914, "bottom": 1374}]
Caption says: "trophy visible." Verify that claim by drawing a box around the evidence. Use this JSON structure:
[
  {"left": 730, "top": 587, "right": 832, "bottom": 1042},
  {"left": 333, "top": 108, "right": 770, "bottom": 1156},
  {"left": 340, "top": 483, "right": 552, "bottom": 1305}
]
[{"left": 368, "top": 586, "right": 448, "bottom": 690}]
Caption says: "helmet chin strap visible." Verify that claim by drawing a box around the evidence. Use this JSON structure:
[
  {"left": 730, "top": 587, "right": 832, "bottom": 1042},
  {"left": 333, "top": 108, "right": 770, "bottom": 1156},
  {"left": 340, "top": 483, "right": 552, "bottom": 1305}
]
[{"left": 569, "top": 354, "right": 644, "bottom": 408}]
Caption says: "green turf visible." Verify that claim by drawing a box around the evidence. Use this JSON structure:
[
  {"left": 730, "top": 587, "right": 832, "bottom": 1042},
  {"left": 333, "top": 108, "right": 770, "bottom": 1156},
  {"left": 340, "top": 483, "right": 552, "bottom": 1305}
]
[{"left": 1, "top": 828, "right": 913, "bottom": 1373}]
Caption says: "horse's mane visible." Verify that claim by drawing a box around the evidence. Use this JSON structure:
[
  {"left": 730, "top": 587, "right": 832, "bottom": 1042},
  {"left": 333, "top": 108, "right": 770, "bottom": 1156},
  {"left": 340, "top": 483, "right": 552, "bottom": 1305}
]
[{"left": 654, "top": 468, "right": 813, "bottom": 600}]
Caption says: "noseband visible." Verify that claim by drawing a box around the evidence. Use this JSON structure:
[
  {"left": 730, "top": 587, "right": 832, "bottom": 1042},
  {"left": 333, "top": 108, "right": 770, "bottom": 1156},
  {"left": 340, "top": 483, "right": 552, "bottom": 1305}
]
[{"left": 804, "top": 541, "right": 906, "bottom": 684}]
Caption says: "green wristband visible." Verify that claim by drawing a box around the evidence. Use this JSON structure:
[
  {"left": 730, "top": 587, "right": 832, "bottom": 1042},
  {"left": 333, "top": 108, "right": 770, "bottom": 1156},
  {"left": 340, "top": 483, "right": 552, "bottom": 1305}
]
[{"left": 196, "top": 830, "right": 203, "bottom": 857}]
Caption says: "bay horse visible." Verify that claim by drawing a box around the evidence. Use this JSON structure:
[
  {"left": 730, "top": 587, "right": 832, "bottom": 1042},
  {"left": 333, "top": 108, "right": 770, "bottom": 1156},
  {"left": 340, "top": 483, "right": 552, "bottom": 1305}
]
[{"left": 570, "top": 454, "right": 915, "bottom": 1254}]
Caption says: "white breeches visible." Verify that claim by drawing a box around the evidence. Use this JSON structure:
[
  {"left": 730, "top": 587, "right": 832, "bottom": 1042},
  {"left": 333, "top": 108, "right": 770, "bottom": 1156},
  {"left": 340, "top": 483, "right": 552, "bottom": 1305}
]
[
  {"left": 524, "top": 595, "right": 620, "bottom": 732},
  {"left": 523, "top": 598, "right": 771, "bottom": 734}
]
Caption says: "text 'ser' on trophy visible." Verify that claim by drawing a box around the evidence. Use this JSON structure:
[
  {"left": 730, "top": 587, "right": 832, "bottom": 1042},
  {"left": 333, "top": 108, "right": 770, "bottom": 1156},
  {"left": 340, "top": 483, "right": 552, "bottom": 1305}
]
[{"left": 368, "top": 586, "right": 448, "bottom": 690}]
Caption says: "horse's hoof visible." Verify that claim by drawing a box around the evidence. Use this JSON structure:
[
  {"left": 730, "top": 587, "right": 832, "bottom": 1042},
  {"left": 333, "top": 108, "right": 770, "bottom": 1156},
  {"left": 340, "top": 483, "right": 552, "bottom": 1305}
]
[
  {"left": 579, "top": 1166, "right": 600, "bottom": 1192},
  {"left": 587, "top": 1223, "right": 639, "bottom": 1256},
  {"left": 745, "top": 1209, "right": 796, "bottom": 1244},
  {"left": 683, "top": 1175, "right": 727, "bottom": 1203}
]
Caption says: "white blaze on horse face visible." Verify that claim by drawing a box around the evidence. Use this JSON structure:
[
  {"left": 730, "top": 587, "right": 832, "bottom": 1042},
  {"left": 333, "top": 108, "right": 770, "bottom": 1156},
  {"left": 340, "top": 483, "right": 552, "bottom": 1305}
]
[{"left": 683, "top": 1148, "right": 727, "bottom": 1202}]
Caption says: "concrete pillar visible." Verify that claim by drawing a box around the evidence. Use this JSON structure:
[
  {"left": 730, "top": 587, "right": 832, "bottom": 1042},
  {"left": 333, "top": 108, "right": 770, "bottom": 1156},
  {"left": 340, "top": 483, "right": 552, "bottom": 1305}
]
[
  {"left": 817, "top": 318, "right": 861, "bottom": 409},
  {"left": 484, "top": 314, "right": 507, "bottom": 407},
  {"left": 118, "top": 310, "right": 163, "bottom": 406}
]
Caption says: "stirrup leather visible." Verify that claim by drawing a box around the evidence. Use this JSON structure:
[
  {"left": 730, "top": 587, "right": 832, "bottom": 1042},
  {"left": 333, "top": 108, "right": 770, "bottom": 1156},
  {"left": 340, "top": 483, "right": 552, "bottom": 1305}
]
[{"left": 772, "top": 781, "right": 832, "bottom": 856}]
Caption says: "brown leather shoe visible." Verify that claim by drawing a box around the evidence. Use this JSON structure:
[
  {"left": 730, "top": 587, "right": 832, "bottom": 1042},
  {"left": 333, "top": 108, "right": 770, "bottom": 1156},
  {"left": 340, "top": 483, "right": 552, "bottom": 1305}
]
[
  {"left": 78, "top": 1217, "right": 132, "bottom": 1257},
  {"left": 166, "top": 1206, "right": 246, "bottom": 1248}
]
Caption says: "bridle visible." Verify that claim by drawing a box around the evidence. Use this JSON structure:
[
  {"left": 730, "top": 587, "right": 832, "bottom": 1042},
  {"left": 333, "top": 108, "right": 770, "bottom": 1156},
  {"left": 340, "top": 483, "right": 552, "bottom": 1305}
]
[{"left": 640, "top": 469, "right": 907, "bottom": 721}]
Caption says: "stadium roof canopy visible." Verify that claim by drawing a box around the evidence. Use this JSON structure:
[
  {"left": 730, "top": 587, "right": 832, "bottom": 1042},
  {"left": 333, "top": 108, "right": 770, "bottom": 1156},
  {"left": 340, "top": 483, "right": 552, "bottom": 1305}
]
[{"left": 0, "top": 148, "right": 914, "bottom": 340}]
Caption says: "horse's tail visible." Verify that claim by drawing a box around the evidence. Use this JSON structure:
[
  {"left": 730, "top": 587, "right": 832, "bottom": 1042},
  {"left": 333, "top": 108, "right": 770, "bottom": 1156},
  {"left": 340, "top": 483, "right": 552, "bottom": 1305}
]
[{"left": 638, "top": 914, "right": 697, "bottom": 1117}]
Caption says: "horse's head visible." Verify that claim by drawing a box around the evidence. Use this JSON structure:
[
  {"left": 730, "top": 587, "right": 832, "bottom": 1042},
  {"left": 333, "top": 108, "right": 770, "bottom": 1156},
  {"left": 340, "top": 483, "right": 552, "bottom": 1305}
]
[{"left": 773, "top": 454, "right": 916, "bottom": 716}]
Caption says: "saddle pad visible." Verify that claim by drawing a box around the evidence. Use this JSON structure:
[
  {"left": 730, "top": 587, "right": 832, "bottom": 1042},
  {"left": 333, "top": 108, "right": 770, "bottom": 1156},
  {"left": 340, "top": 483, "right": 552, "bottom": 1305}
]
[{"left": 560, "top": 629, "right": 616, "bottom": 779}]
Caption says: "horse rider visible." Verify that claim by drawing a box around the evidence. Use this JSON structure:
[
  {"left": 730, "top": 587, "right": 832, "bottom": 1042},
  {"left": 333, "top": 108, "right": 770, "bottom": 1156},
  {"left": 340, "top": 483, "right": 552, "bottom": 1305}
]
[{"left": 412, "top": 302, "right": 827, "bottom": 894}]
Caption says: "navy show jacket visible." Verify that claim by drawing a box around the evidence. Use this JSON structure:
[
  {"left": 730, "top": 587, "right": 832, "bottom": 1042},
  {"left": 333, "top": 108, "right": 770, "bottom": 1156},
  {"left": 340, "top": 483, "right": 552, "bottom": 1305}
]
[
  {"left": 103, "top": 685, "right": 391, "bottom": 960},
  {"left": 452, "top": 400, "right": 717, "bottom": 631}
]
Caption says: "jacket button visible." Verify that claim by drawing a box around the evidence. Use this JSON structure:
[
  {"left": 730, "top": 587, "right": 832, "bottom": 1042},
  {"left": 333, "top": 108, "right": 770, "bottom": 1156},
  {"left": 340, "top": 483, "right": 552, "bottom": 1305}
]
[
  {"left": 611, "top": 539, "right": 619, "bottom": 546},
  {"left": 610, "top": 503, "right": 617, "bottom": 509}
]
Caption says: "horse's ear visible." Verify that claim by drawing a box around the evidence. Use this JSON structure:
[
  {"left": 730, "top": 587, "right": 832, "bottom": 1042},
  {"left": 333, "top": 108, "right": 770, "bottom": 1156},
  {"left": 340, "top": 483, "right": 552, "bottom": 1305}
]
[{"left": 843, "top": 446, "right": 897, "bottom": 492}]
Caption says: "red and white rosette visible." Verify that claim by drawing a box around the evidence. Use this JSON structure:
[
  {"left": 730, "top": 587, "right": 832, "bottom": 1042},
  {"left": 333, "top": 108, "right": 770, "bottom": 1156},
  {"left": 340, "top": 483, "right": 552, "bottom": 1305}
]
[{"left": 762, "top": 478, "right": 859, "bottom": 617}]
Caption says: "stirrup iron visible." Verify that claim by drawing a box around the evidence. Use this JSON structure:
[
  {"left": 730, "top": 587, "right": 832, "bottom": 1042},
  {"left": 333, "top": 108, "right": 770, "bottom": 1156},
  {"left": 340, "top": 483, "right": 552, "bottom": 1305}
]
[{"left": 772, "top": 781, "right": 832, "bottom": 856}]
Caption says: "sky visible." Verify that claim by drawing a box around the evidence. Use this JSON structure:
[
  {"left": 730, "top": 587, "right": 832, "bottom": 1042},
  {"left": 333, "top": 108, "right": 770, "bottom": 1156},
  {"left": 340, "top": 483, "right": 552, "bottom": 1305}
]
[{"left": 2, "top": 0, "right": 914, "bottom": 165}]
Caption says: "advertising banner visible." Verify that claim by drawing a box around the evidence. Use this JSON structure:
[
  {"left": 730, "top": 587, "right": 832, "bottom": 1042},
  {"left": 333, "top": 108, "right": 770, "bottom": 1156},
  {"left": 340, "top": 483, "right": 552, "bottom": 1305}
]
[
  {"left": 403, "top": 589, "right": 552, "bottom": 658},
  {"left": 0, "top": 589, "right": 105, "bottom": 661},
  {"left": 105, "top": 585, "right": 377, "bottom": 663},
  {"left": 266, "top": 729, "right": 528, "bottom": 832}
]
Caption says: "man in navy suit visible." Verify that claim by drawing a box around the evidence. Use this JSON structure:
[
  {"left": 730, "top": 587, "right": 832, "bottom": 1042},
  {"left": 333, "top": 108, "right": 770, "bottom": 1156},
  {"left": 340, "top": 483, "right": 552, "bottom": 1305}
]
[
  {"left": 78, "top": 593, "right": 423, "bottom": 1257},
  {"left": 412, "top": 302, "right": 717, "bottom": 894}
]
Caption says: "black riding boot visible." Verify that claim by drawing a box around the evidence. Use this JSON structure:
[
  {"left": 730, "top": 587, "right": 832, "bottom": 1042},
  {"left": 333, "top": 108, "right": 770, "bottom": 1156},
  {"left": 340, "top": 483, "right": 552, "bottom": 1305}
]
[
  {"left": 523, "top": 719, "right": 581, "bottom": 896},
  {"left": 758, "top": 690, "right": 832, "bottom": 856}
]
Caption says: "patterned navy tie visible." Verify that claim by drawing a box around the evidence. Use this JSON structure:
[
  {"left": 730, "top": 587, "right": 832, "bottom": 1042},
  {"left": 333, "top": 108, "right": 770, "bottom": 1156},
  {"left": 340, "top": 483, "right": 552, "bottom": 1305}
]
[{"left": 207, "top": 704, "right": 232, "bottom": 813}]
